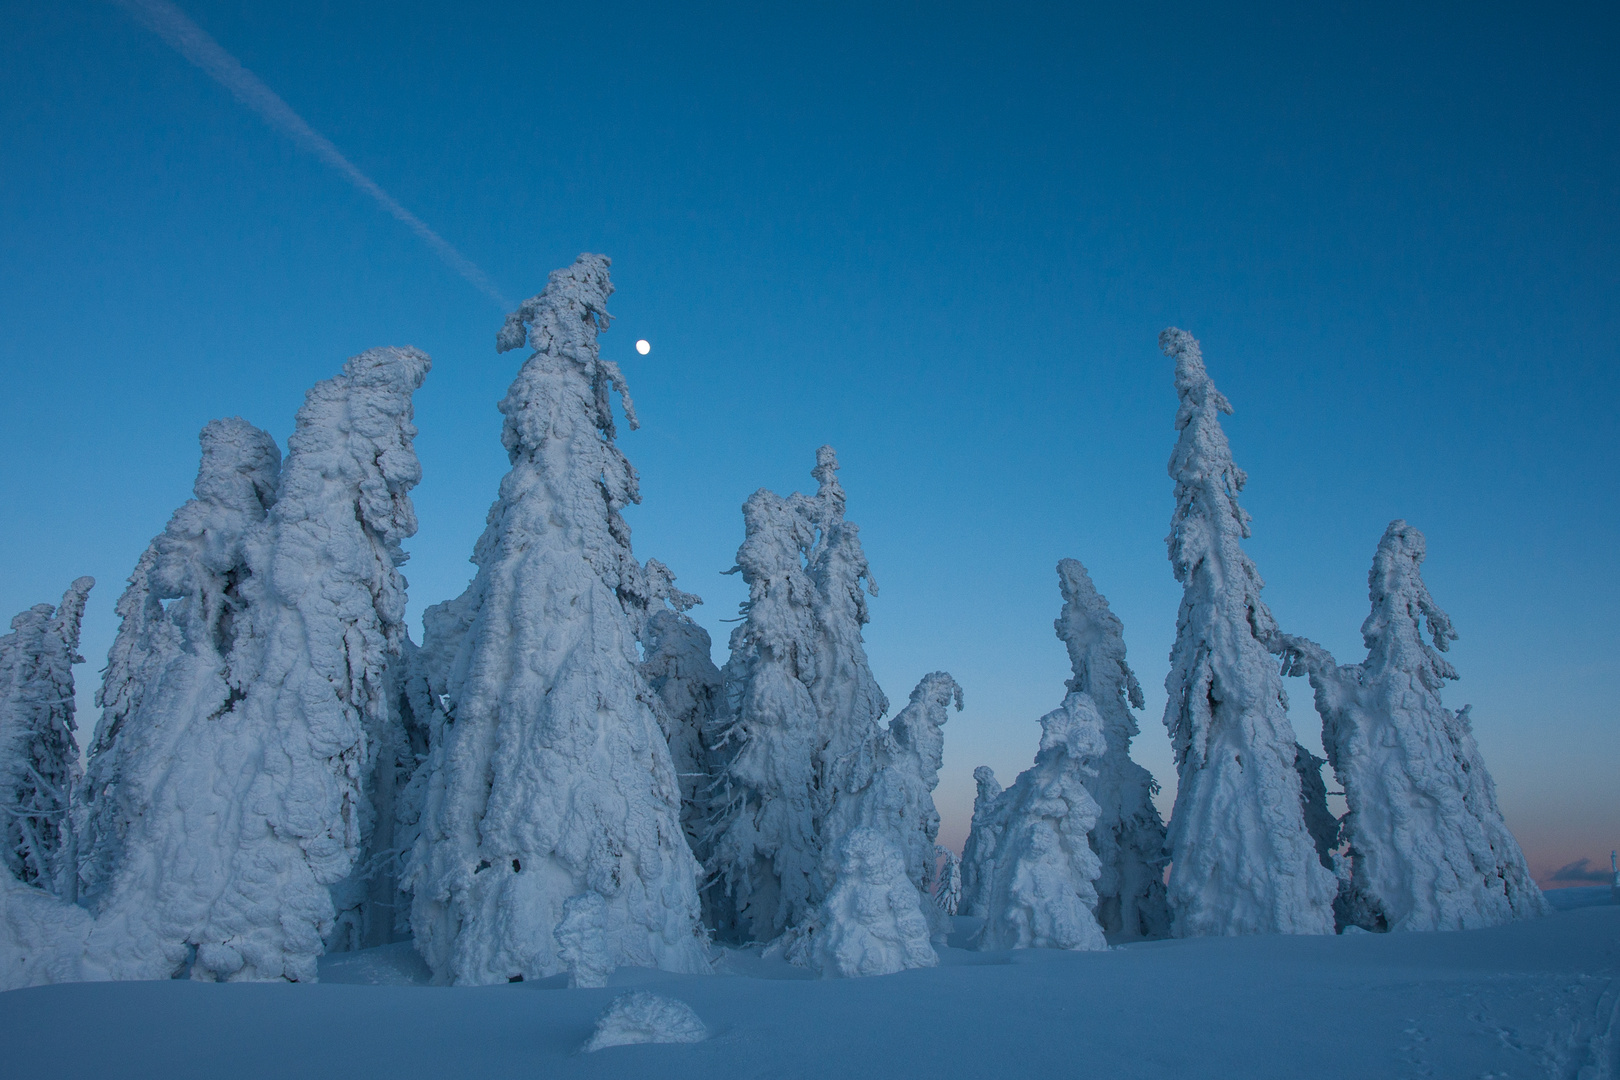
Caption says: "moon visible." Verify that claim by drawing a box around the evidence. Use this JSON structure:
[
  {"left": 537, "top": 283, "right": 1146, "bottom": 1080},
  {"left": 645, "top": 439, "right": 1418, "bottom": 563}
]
[{"left": 635, "top": 339, "right": 651, "bottom": 355}]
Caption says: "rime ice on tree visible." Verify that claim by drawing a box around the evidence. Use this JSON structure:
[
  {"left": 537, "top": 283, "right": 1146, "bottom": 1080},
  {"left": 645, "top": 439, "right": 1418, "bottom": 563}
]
[
  {"left": 787, "top": 826, "right": 939, "bottom": 978},
  {"left": 708, "top": 447, "right": 894, "bottom": 945},
  {"left": 0, "top": 577, "right": 93, "bottom": 899},
  {"left": 1157, "top": 328, "right": 1335, "bottom": 937},
  {"left": 640, "top": 607, "right": 724, "bottom": 863},
  {"left": 408, "top": 255, "right": 708, "bottom": 985},
  {"left": 85, "top": 347, "right": 429, "bottom": 983},
  {"left": 1278, "top": 521, "right": 1549, "bottom": 931},
  {"left": 958, "top": 765, "right": 1004, "bottom": 919},
  {"left": 969, "top": 692, "right": 1108, "bottom": 952},
  {"left": 1052, "top": 559, "right": 1169, "bottom": 940}
]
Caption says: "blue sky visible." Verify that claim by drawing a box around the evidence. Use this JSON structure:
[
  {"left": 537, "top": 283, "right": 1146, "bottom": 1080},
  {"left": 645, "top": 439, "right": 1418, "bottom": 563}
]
[{"left": 2, "top": 1, "right": 1615, "bottom": 884}]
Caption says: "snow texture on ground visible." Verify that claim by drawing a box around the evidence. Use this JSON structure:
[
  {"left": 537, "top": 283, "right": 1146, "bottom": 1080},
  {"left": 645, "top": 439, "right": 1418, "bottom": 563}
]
[{"left": 4, "top": 902, "right": 1615, "bottom": 1079}]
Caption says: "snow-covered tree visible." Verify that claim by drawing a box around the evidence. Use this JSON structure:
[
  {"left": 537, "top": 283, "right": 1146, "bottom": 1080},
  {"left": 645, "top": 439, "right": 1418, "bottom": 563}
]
[
  {"left": 407, "top": 255, "right": 708, "bottom": 985},
  {"left": 972, "top": 692, "right": 1109, "bottom": 952},
  {"left": 958, "top": 765, "right": 1004, "bottom": 919},
  {"left": 640, "top": 607, "right": 724, "bottom": 861},
  {"left": 786, "top": 825, "right": 938, "bottom": 978},
  {"left": 933, "top": 846, "right": 961, "bottom": 916},
  {"left": 1277, "top": 520, "right": 1549, "bottom": 931},
  {"left": 1157, "top": 328, "right": 1335, "bottom": 937},
  {"left": 0, "top": 577, "right": 93, "bottom": 899},
  {"left": 706, "top": 487, "right": 821, "bottom": 942},
  {"left": 1052, "top": 559, "right": 1169, "bottom": 940},
  {"left": 78, "top": 418, "right": 281, "bottom": 919},
  {"left": 819, "top": 672, "right": 962, "bottom": 937},
  {"left": 87, "top": 347, "right": 429, "bottom": 982}
]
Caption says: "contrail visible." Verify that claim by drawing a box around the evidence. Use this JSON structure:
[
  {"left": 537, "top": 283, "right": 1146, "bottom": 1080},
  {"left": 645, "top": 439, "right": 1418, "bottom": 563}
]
[{"left": 112, "top": 0, "right": 511, "bottom": 310}]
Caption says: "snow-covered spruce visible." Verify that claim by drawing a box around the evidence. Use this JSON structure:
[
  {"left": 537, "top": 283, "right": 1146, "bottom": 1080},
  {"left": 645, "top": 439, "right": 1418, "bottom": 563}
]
[
  {"left": 818, "top": 672, "right": 962, "bottom": 938},
  {"left": 76, "top": 419, "right": 281, "bottom": 974},
  {"left": 1277, "top": 520, "right": 1549, "bottom": 931},
  {"left": 1157, "top": 328, "right": 1335, "bottom": 937},
  {"left": 1052, "top": 559, "right": 1170, "bottom": 940},
  {"left": 933, "top": 847, "right": 962, "bottom": 916},
  {"left": 786, "top": 825, "right": 938, "bottom": 978},
  {"left": 582, "top": 992, "right": 709, "bottom": 1052},
  {"left": 87, "top": 348, "right": 429, "bottom": 983},
  {"left": 407, "top": 255, "right": 708, "bottom": 985},
  {"left": 971, "top": 692, "right": 1108, "bottom": 952},
  {"left": 707, "top": 447, "right": 893, "bottom": 944},
  {"left": 640, "top": 607, "right": 724, "bottom": 864},
  {"left": 0, "top": 577, "right": 93, "bottom": 899},
  {"left": 958, "top": 765, "right": 1004, "bottom": 919}
]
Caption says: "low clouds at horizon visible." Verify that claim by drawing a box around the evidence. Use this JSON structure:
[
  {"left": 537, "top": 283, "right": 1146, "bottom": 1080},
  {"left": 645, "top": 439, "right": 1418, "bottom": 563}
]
[{"left": 1, "top": 1, "right": 1614, "bottom": 885}]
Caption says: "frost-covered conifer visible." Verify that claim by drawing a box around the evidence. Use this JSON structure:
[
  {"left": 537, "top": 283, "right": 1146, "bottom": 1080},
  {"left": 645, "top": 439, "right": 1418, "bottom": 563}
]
[
  {"left": 87, "top": 347, "right": 429, "bottom": 982},
  {"left": 933, "top": 847, "right": 961, "bottom": 916},
  {"left": 408, "top": 255, "right": 708, "bottom": 984},
  {"left": 972, "top": 693, "right": 1108, "bottom": 952},
  {"left": 1052, "top": 559, "right": 1169, "bottom": 940},
  {"left": 641, "top": 608, "right": 724, "bottom": 860},
  {"left": 706, "top": 488, "right": 821, "bottom": 941},
  {"left": 819, "top": 672, "right": 962, "bottom": 937},
  {"left": 958, "top": 765, "right": 1004, "bottom": 919},
  {"left": 1278, "top": 520, "right": 1548, "bottom": 931},
  {"left": 1157, "top": 328, "right": 1335, "bottom": 936},
  {"left": 78, "top": 419, "right": 281, "bottom": 918},
  {"left": 0, "top": 577, "right": 93, "bottom": 899},
  {"left": 787, "top": 826, "right": 938, "bottom": 978}
]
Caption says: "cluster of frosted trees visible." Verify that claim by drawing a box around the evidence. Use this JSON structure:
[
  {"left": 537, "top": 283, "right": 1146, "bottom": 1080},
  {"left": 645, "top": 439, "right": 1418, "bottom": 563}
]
[{"left": 0, "top": 261, "right": 1545, "bottom": 992}]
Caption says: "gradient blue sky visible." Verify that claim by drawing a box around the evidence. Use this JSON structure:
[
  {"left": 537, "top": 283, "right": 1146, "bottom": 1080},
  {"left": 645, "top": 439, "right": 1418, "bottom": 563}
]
[{"left": 3, "top": 1, "right": 1615, "bottom": 886}]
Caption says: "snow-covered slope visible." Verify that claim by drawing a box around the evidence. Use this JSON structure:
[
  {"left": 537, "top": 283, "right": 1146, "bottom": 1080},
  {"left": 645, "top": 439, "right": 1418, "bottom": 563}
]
[{"left": 3, "top": 900, "right": 1614, "bottom": 1079}]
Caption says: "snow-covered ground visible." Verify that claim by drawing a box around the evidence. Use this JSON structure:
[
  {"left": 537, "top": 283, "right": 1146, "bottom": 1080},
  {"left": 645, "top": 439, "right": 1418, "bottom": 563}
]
[{"left": 4, "top": 891, "right": 1613, "bottom": 1079}]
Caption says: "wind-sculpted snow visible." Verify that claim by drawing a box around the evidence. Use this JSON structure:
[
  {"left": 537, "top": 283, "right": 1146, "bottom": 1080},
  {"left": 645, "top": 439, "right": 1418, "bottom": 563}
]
[
  {"left": 84, "top": 347, "right": 429, "bottom": 983},
  {"left": 970, "top": 692, "right": 1108, "bottom": 952},
  {"left": 408, "top": 255, "right": 709, "bottom": 985},
  {"left": 0, "top": 577, "right": 93, "bottom": 899},
  {"left": 1052, "top": 559, "right": 1169, "bottom": 940},
  {"left": 582, "top": 991, "right": 709, "bottom": 1051},
  {"left": 786, "top": 826, "right": 939, "bottom": 978},
  {"left": 709, "top": 447, "right": 902, "bottom": 945},
  {"left": 1158, "top": 328, "right": 1335, "bottom": 937},
  {"left": 1277, "top": 521, "right": 1548, "bottom": 932}
]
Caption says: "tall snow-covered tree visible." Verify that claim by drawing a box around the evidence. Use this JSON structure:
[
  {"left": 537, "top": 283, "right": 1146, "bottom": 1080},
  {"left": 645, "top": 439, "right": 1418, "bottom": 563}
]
[
  {"left": 1157, "top": 328, "right": 1335, "bottom": 937},
  {"left": 407, "top": 255, "right": 708, "bottom": 984},
  {"left": 87, "top": 347, "right": 429, "bottom": 982},
  {"left": 971, "top": 691, "right": 1108, "bottom": 952},
  {"left": 1278, "top": 520, "right": 1549, "bottom": 931},
  {"left": 706, "top": 487, "right": 822, "bottom": 942},
  {"left": 1052, "top": 559, "right": 1169, "bottom": 940},
  {"left": 77, "top": 418, "right": 280, "bottom": 929},
  {"left": 0, "top": 577, "right": 93, "bottom": 898}
]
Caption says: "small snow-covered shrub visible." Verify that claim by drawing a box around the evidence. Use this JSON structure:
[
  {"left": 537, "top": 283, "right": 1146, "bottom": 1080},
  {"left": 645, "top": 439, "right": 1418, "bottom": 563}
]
[
  {"left": 581, "top": 992, "right": 708, "bottom": 1052},
  {"left": 788, "top": 826, "right": 938, "bottom": 978}
]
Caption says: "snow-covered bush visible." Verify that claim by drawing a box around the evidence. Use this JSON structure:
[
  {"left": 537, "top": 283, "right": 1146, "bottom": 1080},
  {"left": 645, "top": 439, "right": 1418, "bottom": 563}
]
[
  {"left": 971, "top": 693, "right": 1108, "bottom": 952},
  {"left": 0, "top": 577, "right": 93, "bottom": 900},
  {"left": 787, "top": 826, "right": 938, "bottom": 978},
  {"left": 408, "top": 255, "right": 708, "bottom": 985},
  {"left": 582, "top": 992, "right": 709, "bottom": 1051},
  {"left": 1277, "top": 520, "right": 1549, "bottom": 931},
  {"left": 1157, "top": 328, "right": 1336, "bottom": 937},
  {"left": 1051, "top": 559, "right": 1169, "bottom": 940},
  {"left": 85, "top": 347, "right": 429, "bottom": 983}
]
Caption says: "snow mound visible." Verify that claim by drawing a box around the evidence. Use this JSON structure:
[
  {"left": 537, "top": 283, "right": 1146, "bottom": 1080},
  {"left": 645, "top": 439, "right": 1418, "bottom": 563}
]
[{"left": 581, "top": 991, "right": 708, "bottom": 1052}]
